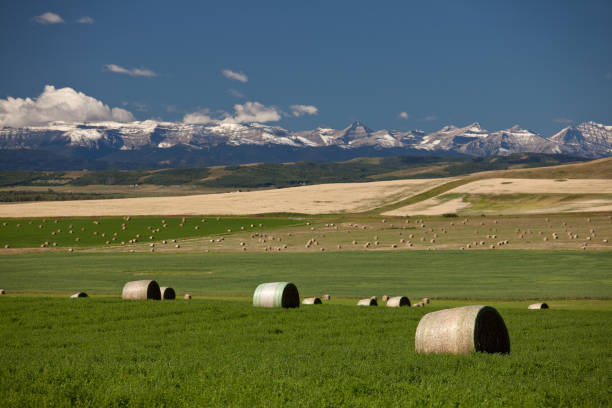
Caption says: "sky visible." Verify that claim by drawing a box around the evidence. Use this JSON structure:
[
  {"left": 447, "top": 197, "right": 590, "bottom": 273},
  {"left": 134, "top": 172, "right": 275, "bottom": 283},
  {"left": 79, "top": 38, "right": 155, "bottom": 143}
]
[{"left": 0, "top": 0, "right": 611, "bottom": 136}]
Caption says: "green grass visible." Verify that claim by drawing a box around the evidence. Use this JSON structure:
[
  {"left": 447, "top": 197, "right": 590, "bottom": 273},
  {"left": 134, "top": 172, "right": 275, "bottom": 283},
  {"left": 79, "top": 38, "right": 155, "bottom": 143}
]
[
  {"left": 0, "top": 297, "right": 609, "bottom": 407},
  {"left": 1, "top": 251, "right": 610, "bottom": 299},
  {"left": 0, "top": 216, "right": 299, "bottom": 248}
]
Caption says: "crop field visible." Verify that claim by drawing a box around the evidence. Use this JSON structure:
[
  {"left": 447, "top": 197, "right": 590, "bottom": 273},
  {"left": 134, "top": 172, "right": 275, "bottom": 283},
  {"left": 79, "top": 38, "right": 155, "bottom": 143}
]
[
  {"left": 0, "top": 296, "right": 609, "bottom": 407},
  {"left": 0, "top": 216, "right": 298, "bottom": 249}
]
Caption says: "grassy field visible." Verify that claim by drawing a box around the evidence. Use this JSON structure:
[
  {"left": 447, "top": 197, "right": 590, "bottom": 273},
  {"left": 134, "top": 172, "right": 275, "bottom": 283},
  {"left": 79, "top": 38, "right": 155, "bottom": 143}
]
[
  {"left": 0, "top": 296, "right": 609, "bottom": 407},
  {"left": 0, "top": 216, "right": 299, "bottom": 248},
  {"left": 1, "top": 250, "right": 610, "bottom": 299}
]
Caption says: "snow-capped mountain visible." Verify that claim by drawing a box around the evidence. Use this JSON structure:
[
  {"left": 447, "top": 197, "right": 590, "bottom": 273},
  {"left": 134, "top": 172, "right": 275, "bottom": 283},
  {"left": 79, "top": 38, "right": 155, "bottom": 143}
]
[
  {"left": 550, "top": 121, "right": 612, "bottom": 158},
  {"left": 0, "top": 120, "right": 609, "bottom": 169}
]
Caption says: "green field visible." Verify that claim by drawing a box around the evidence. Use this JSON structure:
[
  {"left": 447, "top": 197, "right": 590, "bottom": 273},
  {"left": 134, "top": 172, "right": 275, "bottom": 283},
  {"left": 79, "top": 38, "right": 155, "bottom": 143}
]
[
  {"left": 1, "top": 251, "right": 611, "bottom": 298},
  {"left": 0, "top": 216, "right": 299, "bottom": 248},
  {"left": 0, "top": 296, "right": 609, "bottom": 407}
]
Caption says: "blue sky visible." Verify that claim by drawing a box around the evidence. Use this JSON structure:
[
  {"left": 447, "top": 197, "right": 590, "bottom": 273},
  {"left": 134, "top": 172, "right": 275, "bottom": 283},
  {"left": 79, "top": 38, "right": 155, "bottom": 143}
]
[{"left": 0, "top": 0, "right": 610, "bottom": 135}]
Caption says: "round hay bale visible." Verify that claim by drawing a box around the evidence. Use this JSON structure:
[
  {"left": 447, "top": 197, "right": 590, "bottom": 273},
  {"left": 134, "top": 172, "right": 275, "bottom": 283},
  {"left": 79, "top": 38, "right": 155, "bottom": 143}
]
[
  {"left": 323, "top": 294, "right": 331, "bottom": 300},
  {"left": 0, "top": 289, "right": 5, "bottom": 295},
  {"left": 70, "top": 292, "right": 88, "bottom": 298},
  {"left": 386, "top": 296, "right": 410, "bottom": 307},
  {"left": 370, "top": 296, "right": 377, "bottom": 301},
  {"left": 184, "top": 293, "right": 192, "bottom": 300},
  {"left": 302, "top": 297, "right": 322, "bottom": 305},
  {"left": 121, "top": 280, "right": 161, "bottom": 300},
  {"left": 381, "top": 295, "right": 389, "bottom": 302},
  {"left": 415, "top": 305, "right": 510, "bottom": 354},
  {"left": 253, "top": 282, "right": 300, "bottom": 308},
  {"left": 422, "top": 297, "right": 431, "bottom": 304},
  {"left": 160, "top": 287, "right": 176, "bottom": 300},
  {"left": 357, "top": 298, "right": 377, "bottom": 306},
  {"left": 528, "top": 302, "right": 549, "bottom": 310}
]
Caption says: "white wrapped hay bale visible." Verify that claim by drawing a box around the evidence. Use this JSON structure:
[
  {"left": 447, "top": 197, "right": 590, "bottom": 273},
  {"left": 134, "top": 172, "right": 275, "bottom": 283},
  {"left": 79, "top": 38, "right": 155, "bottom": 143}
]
[
  {"left": 253, "top": 282, "right": 300, "bottom": 308},
  {"left": 386, "top": 296, "right": 410, "bottom": 307},
  {"left": 302, "top": 297, "right": 322, "bottom": 305},
  {"left": 121, "top": 280, "right": 161, "bottom": 300},
  {"left": 184, "top": 293, "right": 192, "bottom": 300},
  {"left": 415, "top": 305, "right": 510, "bottom": 354},
  {"left": 528, "top": 303, "right": 548, "bottom": 309},
  {"left": 70, "top": 292, "right": 88, "bottom": 298},
  {"left": 357, "top": 298, "right": 377, "bottom": 306},
  {"left": 160, "top": 287, "right": 176, "bottom": 300}
]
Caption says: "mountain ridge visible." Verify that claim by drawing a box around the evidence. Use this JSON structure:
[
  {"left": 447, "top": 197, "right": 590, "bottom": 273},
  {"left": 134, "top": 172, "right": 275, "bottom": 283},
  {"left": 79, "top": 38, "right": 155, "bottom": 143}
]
[{"left": 0, "top": 120, "right": 610, "bottom": 170}]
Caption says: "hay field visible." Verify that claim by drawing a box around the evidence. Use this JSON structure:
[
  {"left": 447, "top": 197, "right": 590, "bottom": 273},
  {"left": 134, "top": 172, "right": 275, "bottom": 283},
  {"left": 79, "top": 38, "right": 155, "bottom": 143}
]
[
  {"left": 0, "top": 178, "right": 450, "bottom": 217},
  {"left": 385, "top": 178, "right": 612, "bottom": 216},
  {"left": 0, "top": 296, "right": 609, "bottom": 406}
]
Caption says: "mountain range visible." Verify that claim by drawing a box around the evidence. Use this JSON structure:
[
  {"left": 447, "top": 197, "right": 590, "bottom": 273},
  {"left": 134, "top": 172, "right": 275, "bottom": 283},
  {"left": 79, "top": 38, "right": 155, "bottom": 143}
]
[{"left": 0, "top": 120, "right": 610, "bottom": 170}]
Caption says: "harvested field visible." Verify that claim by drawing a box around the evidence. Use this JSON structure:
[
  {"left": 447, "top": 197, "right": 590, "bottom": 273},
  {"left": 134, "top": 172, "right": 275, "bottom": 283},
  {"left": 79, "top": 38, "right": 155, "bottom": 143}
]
[
  {"left": 0, "top": 178, "right": 451, "bottom": 217},
  {"left": 385, "top": 178, "right": 612, "bottom": 216}
]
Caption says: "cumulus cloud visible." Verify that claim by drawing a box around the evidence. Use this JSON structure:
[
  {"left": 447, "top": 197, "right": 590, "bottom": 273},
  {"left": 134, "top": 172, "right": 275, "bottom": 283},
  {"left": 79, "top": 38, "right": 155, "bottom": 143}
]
[
  {"left": 553, "top": 117, "right": 573, "bottom": 124},
  {"left": 290, "top": 104, "right": 318, "bottom": 117},
  {"left": 183, "top": 102, "right": 281, "bottom": 125},
  {"left": 183, "top": 109, "right": 214, "bottom": 124},
  {"left": 104, "top": 64, "right": 157, "bottom": 77},
  {"left": 0, "top": 85, "right": 134, "bottom": 127},
  {"left": 76, "top": 16, "right": 94, "bottom": 24},
  {"left": 223, "top": 102, "right": 281, "bottom": 123},
  {"left": 398, "top": 111, "right": 410, "bottom": 120},
  {"left": 32, "top": 12, "right": 64, "bottom": 24},
  {"left": 222, "top": 69, "right": 248, "bottom": 83}
]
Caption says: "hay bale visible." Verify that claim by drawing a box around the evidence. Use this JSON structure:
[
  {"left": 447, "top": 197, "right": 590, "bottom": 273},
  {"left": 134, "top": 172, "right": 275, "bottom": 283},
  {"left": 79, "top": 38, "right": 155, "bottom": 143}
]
[
  {"left": 415, "top": 305, "right": 510, "bottom": 354},
  {"left": 160, "top": 287, "right": 176, "bottom": 300},
  {"left": 386, "top": 296, "right": 410, "bottom": 307},
  {"left": 302, "top": 297, "right": 322, "bottom": 305},
  {"left": 121, "top": 280, "right": 161, "bottom": 300},
  {"left": 184, "top": 293, "right": 192, "bottom": 300},
  {"left": 412, "top": 302, "right": 424, "bottom": 307},
  {"left": 381, "top": 295, "right": 389, "bottom": 302},
  {"left": 422, "top": 297, "right": 431, "bottom": 304},
  {"left": 70, "top": 292, "right": 88, "bottom": 298},
  {"left": 357, "top": 298, "right": 377, "bottom": 306},
  {"left": 0, "top": 289, "right": 5, "bottom": 295},
  {"left": 528, "top": 302, "right": 549, "bottom": 309},
  {"left": 253, "top": 282, "right": 300, "bottom": 308},
  {"left": 323, "top": 294, "right": 331, "bottom": 300}
]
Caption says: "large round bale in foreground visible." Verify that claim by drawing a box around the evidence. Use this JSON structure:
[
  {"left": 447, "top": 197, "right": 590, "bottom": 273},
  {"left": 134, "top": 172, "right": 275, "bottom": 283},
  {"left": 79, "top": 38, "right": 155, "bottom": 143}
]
[
  {"left": 160, "top": 287, "right": 176, "bottom": 300},
  {"left": 386, "top": 296, "right": 410, "bottom": 307},
  {"left": 253, "top": 282, "right": 300, "bottom": 308},
  {"left": 357, "top": 298, "right": 378, "bottom": 306},
  {"left": 70, "top": 292, "right": 88, "bottom": 298},
  {"left": 122, "top": 280, "right": 161, "bottom": 300},
  {"left": 302, "top": 297, "right": 322, "bottom": 305},
  {"left": 415, "top": 305, "right": 510, "bottom": 354},
  {"left": 528, "top": 302, "right": 549, "bottom": 309}
]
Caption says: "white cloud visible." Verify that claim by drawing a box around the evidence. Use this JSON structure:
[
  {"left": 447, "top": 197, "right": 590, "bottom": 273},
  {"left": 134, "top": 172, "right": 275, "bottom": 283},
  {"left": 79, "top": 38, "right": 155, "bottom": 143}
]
[
  {"left": 553, "top": 117, "right": 573, "bottom": 124},
  {"left": 183, "top": 102, "right": 281, "bottom": 125},
  {"left": 0, "top": 85, "right": 134, "bottom": 127},
  {"left": 183, "top": 109, "right": 214, "bottom": 124},
  {"left": 32, "top": 12, "right": 64, "bottom": 24},
  {"left": 223, "top": 102, "right": 281, "bottom": 123},
  {"left": 290, "top": 104, "right": 318, "bottom": 117},
  {"left": 420, "top": 115, "right": 437, "bottom": 122},
  {"left": 222, "top": 69, "right": 248, "bottom": 83},
  {"left": 76, "top": 16, "right": 94, "bottom": 24},
  {"left": 228, "top": 89, "right": 245, "bottom": 98},
  {"left": 104, "top": 64, "right": 157, "bottom": 77},
  {"left": 398, "top": 111, "right": 410, "bottom": 120}
]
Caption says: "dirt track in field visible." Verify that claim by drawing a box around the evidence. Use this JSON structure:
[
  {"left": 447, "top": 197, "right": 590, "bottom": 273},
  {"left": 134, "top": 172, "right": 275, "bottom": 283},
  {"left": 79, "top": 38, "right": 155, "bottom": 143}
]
[{"left": 0, "top": 178, "right": 451, "bottom": 217}]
